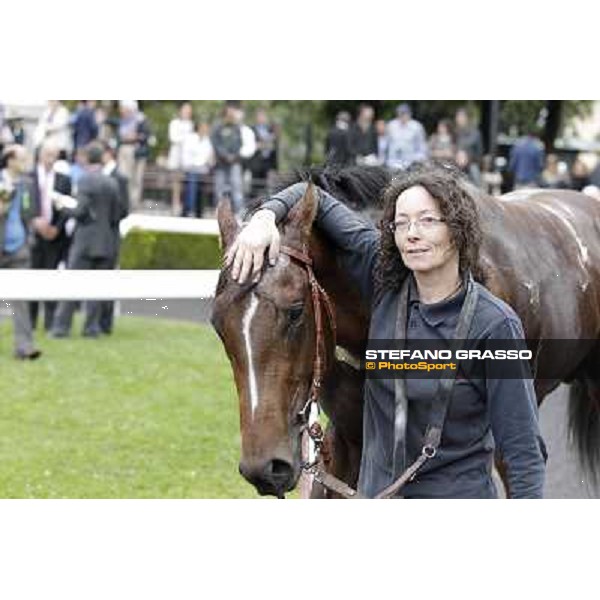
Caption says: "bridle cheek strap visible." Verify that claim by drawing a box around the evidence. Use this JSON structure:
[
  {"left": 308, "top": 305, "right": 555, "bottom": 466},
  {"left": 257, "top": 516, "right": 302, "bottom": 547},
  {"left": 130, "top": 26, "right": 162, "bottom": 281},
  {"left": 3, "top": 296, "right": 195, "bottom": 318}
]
[
  {"left": 280, "top": 243, "right": 362, "bottom": 499},
  {"left": 280, "top": 244, "right": 336, "bottom": 415}
]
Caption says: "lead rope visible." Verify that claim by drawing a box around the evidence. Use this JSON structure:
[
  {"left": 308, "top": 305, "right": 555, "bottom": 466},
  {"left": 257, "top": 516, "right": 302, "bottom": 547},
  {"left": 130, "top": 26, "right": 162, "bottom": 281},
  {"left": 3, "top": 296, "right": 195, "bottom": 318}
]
[
  {"left": 375, "top": 275, "right": 479, "bottom": 499},
  {"left": 307, "top": 274, "right": 479, "bottom": 500},
  {"left": 281, "top": 244, "right": 482, "bottom": 500}
]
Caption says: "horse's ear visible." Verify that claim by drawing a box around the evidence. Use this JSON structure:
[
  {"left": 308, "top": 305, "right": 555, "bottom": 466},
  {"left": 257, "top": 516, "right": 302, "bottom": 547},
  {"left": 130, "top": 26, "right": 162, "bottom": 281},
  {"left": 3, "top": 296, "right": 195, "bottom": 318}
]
[
  {"left": 286, "top": 183, "right": 318, "bottom": 240},
  {"left": 216, "top": 196, "right": 239, "bottom": 250}
]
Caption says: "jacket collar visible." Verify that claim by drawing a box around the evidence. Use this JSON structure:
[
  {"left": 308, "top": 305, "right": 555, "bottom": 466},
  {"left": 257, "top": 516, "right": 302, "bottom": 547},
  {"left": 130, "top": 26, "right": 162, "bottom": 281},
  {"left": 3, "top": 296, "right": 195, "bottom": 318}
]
[{"left": 408, "top": 273, "right": 468, "bottom": 327}]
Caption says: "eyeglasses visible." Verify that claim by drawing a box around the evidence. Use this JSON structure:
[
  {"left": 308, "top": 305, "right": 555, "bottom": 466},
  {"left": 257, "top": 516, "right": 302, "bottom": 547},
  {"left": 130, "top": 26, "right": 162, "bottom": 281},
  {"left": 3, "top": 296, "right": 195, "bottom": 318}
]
[{"left": 388, "top": 215, "right": 446, "bottom": 234}]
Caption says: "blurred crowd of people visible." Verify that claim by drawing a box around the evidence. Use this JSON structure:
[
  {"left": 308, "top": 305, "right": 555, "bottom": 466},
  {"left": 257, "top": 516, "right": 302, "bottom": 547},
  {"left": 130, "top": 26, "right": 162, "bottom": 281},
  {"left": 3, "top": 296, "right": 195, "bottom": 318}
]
[
  {"left": 1, "top": 139, "right": 129, "bottom": 360},
  {"left": 507, "top": 131, "right": 600, "bottom": 197},
  {"left": 3, "top": 100, "right": 600, "bottom": 222},
  {"left": 1, "top": 100, "right": 150, "bottom": 210},
  {"left": 3, "top": 99, "right": 600, "bottom": 360},
  {"left": 325, "top": 104, "right": 486, "bottom": 182},
  {"left": 162, "top": 100, "right": 278, "bottom": 217},
  {"left": 325, "top": 102, "right": 600, "bottom": 199},
  {"left": 1, "top": 100, "right": 280, "bottom": 219}
]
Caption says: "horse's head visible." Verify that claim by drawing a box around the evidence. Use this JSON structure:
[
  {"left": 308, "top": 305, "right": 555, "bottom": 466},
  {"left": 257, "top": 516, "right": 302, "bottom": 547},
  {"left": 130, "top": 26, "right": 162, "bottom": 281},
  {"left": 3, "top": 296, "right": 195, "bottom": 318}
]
[{"left": 212, "top": 185, "right": 335, "bottom": 497}]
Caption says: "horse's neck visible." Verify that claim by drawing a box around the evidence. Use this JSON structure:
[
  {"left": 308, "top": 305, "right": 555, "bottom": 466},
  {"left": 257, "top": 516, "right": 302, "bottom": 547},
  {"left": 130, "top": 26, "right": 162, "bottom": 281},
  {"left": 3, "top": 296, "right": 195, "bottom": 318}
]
[
  {"left": 310, "top": 233, "right": 366, "bottom": 447},
  {"left": 471, "top": 183, "right": 506, "bottom": 221},
  {"left": 310, "top": 232, "right": 370, "bottom": 357},
  {"left": 471, "top": 187, "right": 521, "bottom": 305}
]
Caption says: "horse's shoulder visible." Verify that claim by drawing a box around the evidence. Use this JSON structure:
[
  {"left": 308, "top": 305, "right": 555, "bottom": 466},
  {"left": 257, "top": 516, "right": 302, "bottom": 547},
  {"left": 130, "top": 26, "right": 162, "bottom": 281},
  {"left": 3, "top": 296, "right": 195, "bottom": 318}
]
[
  {"left": 473, "top": 282, "right": 522, "bottom": 331},
  {"left": 498, "top": 188, "right": 548, "bottom": 203},
  {"left": 502, "top": 188, "right": 594, "bottom": 208}
]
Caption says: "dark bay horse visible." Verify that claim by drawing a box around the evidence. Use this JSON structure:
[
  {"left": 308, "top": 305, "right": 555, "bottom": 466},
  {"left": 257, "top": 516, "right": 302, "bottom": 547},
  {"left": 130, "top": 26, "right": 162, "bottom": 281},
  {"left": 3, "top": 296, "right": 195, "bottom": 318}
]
[{"left": 212, "top": 165, "right": 600, "bottom": 498}]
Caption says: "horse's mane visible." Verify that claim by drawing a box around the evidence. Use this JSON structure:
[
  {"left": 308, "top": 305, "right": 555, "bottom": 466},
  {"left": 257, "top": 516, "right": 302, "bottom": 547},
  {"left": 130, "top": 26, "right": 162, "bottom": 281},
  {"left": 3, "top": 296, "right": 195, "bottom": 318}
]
[{"left": 252, "top": 164, "right": 392, "bottom": 213}]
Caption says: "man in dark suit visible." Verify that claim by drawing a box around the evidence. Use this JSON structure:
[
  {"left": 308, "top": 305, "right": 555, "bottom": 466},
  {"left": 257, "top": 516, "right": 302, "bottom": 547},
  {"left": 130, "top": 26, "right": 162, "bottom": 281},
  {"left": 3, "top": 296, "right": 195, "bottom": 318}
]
[
  {"left": 349, "top": 104, "right": 378, "bottom": 165},
  {"left": 325, "top": 111, "right": 353, "bottom": 167},
  {"left": 99, "top": 141, "right": 129, "bottom": 334},
  {"left": 51, "top": 143, "right": 122, "bottom": 338},
  {"left": 29, "top": 141, "right": 73, "bottom": 331}
]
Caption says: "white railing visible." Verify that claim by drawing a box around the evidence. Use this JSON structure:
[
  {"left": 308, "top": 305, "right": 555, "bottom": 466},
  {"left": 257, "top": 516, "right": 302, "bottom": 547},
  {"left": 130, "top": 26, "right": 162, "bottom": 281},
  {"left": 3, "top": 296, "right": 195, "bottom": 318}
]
[
  {"left": 119, "top": 214, "right": 220, "bottom": 237},
  {"left": 0, "top": 269, "right": 220, "bottom": 300},
  {"left": 1, "top": 215, "right": 222, "bottom": 301}
]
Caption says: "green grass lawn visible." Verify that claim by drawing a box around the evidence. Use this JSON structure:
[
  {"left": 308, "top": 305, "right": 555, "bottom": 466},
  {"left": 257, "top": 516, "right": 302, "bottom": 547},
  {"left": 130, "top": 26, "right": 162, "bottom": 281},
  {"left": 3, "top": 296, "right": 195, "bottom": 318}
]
[{"left": 0, "top": 315, "right": 274, "bottom": 498}]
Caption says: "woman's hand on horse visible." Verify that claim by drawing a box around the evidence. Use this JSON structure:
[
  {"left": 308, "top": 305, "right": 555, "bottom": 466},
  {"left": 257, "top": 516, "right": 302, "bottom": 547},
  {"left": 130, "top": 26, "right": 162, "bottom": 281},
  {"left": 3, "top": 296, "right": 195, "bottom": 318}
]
[{"left": 225, "top": 209, "right": 281, "bottom": 284}]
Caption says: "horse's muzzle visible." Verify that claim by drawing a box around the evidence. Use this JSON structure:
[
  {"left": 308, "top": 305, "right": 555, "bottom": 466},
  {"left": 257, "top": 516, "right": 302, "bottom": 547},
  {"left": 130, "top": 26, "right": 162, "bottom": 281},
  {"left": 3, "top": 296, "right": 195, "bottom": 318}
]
[{"left": 239, "top": 457, "right": 297, "bottom": 497}]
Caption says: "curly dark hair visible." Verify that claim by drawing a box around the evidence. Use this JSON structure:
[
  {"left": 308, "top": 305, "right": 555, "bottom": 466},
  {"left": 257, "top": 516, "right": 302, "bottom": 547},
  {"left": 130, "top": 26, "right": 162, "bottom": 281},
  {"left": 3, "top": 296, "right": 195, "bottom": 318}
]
[{"left": 373, "top": 160, "right": 483, "bottom": 303}]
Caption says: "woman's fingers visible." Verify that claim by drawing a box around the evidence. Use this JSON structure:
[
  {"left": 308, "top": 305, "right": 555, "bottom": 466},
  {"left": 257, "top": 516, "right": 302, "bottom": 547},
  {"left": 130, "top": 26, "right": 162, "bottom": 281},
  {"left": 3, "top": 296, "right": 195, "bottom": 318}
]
[
  {"left": 227, "top": 219, "right": 279, "bottom": 283},
  {"left": 231, "top": 244, "right": 246, "bottom": 280},
  {"left": 251, "top": 246, "right": 265, "bottom": 282},
  {"left": 224, "top": 239, "right": 239, "bottom": 268},
  {"left": 237, "top": 248, "right": 255, "bottom": 284},
  {"left": 268, "top": 230, "right": 281, "bottom": 266}
]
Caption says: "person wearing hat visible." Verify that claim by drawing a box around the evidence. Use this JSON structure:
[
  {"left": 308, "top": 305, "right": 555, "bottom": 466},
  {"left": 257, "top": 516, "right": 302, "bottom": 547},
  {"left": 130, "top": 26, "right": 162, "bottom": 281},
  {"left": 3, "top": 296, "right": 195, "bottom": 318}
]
[{"left": 385, "top": 103, "right": 429, "bottom": 170}]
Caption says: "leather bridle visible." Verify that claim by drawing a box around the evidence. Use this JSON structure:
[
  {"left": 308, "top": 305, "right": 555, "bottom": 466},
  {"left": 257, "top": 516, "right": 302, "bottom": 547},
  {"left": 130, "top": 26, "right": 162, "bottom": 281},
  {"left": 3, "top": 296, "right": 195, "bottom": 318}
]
[
  {"left": 279, "top": 243, "right": 336, "bottom": 425},
  {"left": 279, "top": 244, "right": 363, "bottom": 499},
  {"left": 270, "top": 246, "right": 479, "bottom": 500}
]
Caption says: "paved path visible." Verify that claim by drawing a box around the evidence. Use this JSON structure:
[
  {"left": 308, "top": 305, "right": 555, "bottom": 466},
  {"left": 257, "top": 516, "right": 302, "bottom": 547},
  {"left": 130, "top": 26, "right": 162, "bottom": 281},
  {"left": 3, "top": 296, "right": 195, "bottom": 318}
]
[{"left": 539, "top": 384, "right": 599, "bottom": 498}]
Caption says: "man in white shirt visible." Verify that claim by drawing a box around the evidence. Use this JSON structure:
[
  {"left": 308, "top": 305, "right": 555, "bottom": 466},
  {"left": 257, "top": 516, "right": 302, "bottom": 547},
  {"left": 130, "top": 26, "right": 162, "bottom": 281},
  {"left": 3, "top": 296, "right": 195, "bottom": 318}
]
[
  {"left": 167, "top": 102, "right": 194, "bottom": 215},
  {"left": 181, "top": 121, "right": 214, "bottom": 217}
]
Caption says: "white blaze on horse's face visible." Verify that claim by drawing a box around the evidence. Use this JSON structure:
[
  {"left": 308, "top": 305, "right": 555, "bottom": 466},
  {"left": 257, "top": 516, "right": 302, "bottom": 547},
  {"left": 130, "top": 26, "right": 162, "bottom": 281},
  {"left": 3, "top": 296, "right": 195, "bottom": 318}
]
[
  {"left": 241, "top": 292, "right": 260, "bottom": 419},
  {"left": 239, "top": 254, "right": 292, "bottom": 421}
]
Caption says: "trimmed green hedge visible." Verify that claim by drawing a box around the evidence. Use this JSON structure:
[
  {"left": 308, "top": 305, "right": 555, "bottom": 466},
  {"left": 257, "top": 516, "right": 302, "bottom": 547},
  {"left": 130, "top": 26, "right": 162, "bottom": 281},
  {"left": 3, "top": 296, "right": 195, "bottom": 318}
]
[{"left": 120, "top": 230, "right": 222, "bottom": 269}]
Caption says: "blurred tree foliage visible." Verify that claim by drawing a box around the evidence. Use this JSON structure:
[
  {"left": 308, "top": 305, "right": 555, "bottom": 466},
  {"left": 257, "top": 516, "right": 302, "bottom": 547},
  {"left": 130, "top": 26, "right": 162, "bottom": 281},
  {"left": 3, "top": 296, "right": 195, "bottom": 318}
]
[{"left": 499, "top": 100, "right": 593, "bottom": 137}]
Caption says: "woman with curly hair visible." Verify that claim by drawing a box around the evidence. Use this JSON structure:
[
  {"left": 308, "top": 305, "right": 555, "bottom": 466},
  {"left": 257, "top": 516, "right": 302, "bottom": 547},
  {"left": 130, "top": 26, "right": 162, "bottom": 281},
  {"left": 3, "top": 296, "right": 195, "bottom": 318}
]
[{"left": 224, "top": 160, "right": 546, "bottom": 499}]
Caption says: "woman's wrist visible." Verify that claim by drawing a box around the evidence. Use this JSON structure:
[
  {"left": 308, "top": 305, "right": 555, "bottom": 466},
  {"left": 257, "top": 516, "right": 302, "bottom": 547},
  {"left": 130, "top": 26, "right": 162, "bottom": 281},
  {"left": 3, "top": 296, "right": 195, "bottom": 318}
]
[{"left": 252, "top": 208, "right": 276, "bottom": 223}]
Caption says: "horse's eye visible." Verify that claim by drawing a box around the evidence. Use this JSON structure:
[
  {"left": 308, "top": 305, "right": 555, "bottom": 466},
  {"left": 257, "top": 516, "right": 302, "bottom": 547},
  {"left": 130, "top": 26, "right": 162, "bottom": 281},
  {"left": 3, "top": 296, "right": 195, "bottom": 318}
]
[{"left": 288, "top": 305, "right": 304, "bottom": 323}]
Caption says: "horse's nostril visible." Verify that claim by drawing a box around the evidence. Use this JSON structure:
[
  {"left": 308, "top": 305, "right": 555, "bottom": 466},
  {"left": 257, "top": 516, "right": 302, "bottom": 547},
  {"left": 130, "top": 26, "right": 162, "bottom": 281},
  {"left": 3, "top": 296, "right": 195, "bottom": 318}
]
[
  {"left": 239, "top": 457, "right": 295, "bottom": 496},
  {"left": 268, "top": 459, "right": 294, "bottom": 481}
]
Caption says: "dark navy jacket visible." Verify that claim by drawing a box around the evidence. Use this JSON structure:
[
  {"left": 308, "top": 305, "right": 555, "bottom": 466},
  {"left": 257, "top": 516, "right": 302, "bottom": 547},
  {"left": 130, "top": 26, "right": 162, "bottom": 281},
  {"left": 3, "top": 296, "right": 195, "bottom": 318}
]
[
  {"left": 72, "top": 106, "right": 99, "bottom": 150},
  {"left": 509, "top": 136, "right": 544, "bottom": 185},
  {"left": 260, "top": 183, "right": 547, "bottom": 499}
]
